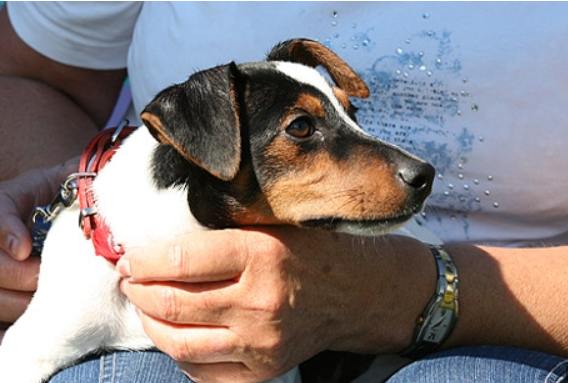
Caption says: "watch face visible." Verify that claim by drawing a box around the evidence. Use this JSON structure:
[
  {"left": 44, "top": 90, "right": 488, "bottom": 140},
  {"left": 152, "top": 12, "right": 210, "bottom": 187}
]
[
  {"left": 421, "top": 247, "right": 459, "bottom": 344},
  {"left": 426, "top": 307, "right": 453, "bottom": 343}
]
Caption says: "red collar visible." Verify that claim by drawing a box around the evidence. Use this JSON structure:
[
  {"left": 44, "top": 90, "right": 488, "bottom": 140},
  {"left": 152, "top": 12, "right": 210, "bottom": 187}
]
[{"left": 78, "top": 124, "right": 136, "bottom": 264}]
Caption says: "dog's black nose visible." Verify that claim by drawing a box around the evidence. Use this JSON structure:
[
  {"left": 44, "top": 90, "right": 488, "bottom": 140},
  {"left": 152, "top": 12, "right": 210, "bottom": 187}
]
[{"left": 398, "top": 161, "right": 435, "bottom": 191}]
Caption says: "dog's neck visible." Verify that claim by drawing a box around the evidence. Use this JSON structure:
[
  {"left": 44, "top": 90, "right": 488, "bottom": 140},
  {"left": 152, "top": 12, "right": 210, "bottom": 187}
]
[{"left": 92, "top": 127, "right": 206, "bottom": 248}]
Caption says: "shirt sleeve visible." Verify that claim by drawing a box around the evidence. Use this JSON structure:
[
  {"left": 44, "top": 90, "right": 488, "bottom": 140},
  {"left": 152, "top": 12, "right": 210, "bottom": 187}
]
[{"left": 6, "top": 1, "right": 142, "bottom": 69}]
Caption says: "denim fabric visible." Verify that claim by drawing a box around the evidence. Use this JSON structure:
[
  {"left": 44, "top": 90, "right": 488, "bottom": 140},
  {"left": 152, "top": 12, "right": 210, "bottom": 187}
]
[
  {"left": 387, "top": 346, "right": 568, "bottom": 383},
  {"left": 49, "top": 346, "right": 568, "bottom": 383},
  {"left": 49, "top": 350, "right": 192, "bottom": 383}
]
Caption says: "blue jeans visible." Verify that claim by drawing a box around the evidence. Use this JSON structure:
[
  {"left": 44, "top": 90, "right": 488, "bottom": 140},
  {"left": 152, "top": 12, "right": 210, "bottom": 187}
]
[
  {"left": 386, "top": 346, "right": 568, "bottom": 383},
  {"left": 50, "top": 347, "right": 567, "bottom": 383},
  {"left": 49, "top": 350, "right": 192, "bottom": 383}
]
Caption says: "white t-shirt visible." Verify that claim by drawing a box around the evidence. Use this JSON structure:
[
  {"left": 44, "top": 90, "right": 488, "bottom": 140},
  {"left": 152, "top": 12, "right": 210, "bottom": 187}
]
[{"left": 8, "top": 2, "right": 568, "bottom": 247}]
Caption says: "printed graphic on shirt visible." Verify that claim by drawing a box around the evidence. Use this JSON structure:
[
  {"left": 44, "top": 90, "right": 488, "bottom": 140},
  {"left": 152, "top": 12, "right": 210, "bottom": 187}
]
[{"left": 317, "top": 11, "right": 499, "bottom": 240}]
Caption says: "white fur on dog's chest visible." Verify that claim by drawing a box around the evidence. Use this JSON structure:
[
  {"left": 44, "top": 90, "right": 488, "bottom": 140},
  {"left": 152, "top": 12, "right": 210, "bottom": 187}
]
[
  {"left": 94, "top": 127, "right": 206, "bottom": 248},
  {"left": 0, "top": 128, "right": 205, "bottom": 382}
]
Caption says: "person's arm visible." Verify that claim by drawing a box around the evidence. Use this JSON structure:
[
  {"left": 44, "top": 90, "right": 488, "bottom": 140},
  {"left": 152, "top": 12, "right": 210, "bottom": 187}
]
[
  {"left": 118, "top": 228, "right": 568, "bottom": 383},
  {"left": 445, "top": 243, "right": 568, "bottom": 354},
  {"left": 0, "top": 2, "right": 135, "bottom": 339},
  {"left": 0, "top": 6, "right": 126, "bottom": 179}
]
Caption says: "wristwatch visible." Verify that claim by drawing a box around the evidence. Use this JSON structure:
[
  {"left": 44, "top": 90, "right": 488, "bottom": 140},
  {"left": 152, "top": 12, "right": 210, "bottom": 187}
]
[{"left": 400, "top": 245, "right": 459, "bottom": 359}]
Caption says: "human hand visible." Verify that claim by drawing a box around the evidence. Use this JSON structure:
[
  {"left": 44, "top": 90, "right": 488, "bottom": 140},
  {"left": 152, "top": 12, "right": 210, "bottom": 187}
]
[
  {"left": 0, "top": 159, "right": 77, "bottom": 342},
  {"left": 118, "top": 227, "right": 434, "bottom": 383}
]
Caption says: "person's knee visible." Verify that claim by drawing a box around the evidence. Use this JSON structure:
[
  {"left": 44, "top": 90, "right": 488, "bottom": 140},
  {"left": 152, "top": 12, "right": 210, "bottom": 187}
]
[
  {"left": 387, "top": 346, "right": 568, "bottom": 383},
  {"left": 0, "top": 76, "right": 97, "bottom": 180},
  {"left": 49, "top": 350, "right": 192, "bottom": 383}
]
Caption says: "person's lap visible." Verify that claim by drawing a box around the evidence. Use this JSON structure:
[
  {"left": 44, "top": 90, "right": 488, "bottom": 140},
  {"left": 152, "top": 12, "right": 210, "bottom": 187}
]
[
  {"left": 386, "top": 346, "right": 568, "bottom": 383},
  {"left": 50, "top": 346, "right": 568, "bottom": 383},
  {"left": 49, "top": 349, "right": 192, "bottom": 383}
]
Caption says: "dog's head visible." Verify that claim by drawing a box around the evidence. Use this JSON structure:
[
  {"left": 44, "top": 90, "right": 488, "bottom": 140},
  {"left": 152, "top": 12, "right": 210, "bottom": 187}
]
[{"left": 141, "top": 39, "right": 434, "bottom": 235}]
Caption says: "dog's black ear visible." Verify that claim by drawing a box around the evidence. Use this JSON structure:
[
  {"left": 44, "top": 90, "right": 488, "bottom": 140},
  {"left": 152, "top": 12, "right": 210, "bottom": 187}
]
[
  {"left": 267, "top": 38, "right": 369, "bottom": 98},
  {"left": 141, "top": 62, "right": 241, "bottom": 181}
]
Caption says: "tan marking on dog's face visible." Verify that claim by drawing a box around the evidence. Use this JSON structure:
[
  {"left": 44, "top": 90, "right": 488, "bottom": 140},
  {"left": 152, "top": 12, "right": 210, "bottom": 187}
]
[
  {"left": 294, "top": 93, "right": 325, "bottom": 118},
  {"left": 221, "top": 166, "right": 281, "bottom": 226},
  {"left": 229, "top": 196, "right": 282, "bottom": 226},
  {"left": 260, "top": 136, "right": 409, "bottom": 224}
]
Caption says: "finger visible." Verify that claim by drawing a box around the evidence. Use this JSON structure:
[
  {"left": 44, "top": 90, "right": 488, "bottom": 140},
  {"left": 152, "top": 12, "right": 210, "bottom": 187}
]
[
  {"left": 121, "top": 279, "right": 235, "bottom": 325},
  {"left": 138, "top": 310, "right": 241, "bottom": 364},
  {"left": 178, "top": 361, "right": 253, "bottom": 383},
  {"left": 0, "top": 175, "right": 37, "bottom": 260},
  {"left": 0, "top": 289, "right": 32, "bottom": 323},
  {"left": 0, "top": 209, "right": 32, "bottom": 261},
  {"left": 0, "top": 252, "right": 39, "bottom": 291},
  {"left": 119, "top": 229, "right": 251, "bottom": 283}
]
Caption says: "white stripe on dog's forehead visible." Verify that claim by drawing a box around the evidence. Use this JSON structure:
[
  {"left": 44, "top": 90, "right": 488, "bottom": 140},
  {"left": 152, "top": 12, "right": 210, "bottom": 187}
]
[
  {"left": 274, "top": 61, "right": 370, "bottom": 136},
  {"left": 274, "top": 61, "right": 424, "bottom": 163}
]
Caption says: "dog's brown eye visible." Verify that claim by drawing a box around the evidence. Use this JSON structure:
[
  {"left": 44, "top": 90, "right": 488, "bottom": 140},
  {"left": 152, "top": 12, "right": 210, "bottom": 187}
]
[{"left": 286, "top": 117, "right": 315, "bottom": 139}]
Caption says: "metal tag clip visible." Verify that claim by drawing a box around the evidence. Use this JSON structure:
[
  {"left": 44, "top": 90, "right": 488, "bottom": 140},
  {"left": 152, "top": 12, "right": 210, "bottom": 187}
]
[{"left": 30, "top": 172, "right": 96, "bottom": 256}]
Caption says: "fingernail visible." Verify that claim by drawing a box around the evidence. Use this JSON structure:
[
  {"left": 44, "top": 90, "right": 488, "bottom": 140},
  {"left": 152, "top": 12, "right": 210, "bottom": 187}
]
[
  {"left": 6, "top": 234, "right": 19, "bottom": 256},
  {"left": 116, "top": 258, "right": 131, "bottom": 277}
]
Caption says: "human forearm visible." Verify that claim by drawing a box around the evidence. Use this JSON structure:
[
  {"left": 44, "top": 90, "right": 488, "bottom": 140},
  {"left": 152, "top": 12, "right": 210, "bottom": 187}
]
[
  {"left": 357, "top": 237, "right": 568, "bottom": 356},
  {"left": 444, "top": 243, "right": 568, "bottom": 355}
]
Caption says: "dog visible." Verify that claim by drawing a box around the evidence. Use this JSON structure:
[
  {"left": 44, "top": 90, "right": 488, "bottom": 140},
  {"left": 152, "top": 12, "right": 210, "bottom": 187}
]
[{"left": 0, "top": 39, "right": 434, "bottom": 383}]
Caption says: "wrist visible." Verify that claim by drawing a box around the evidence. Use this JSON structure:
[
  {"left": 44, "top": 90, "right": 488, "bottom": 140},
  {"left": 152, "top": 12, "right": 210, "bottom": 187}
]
[
  {"left": 331, "top": 235, "right": 437, "bottom": 354},
  {"left": 400, "top": 245, "right": 459, "bottom": 358},
  {"left": 381, "top": 236, "right": 439, "bottom": 353}
]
